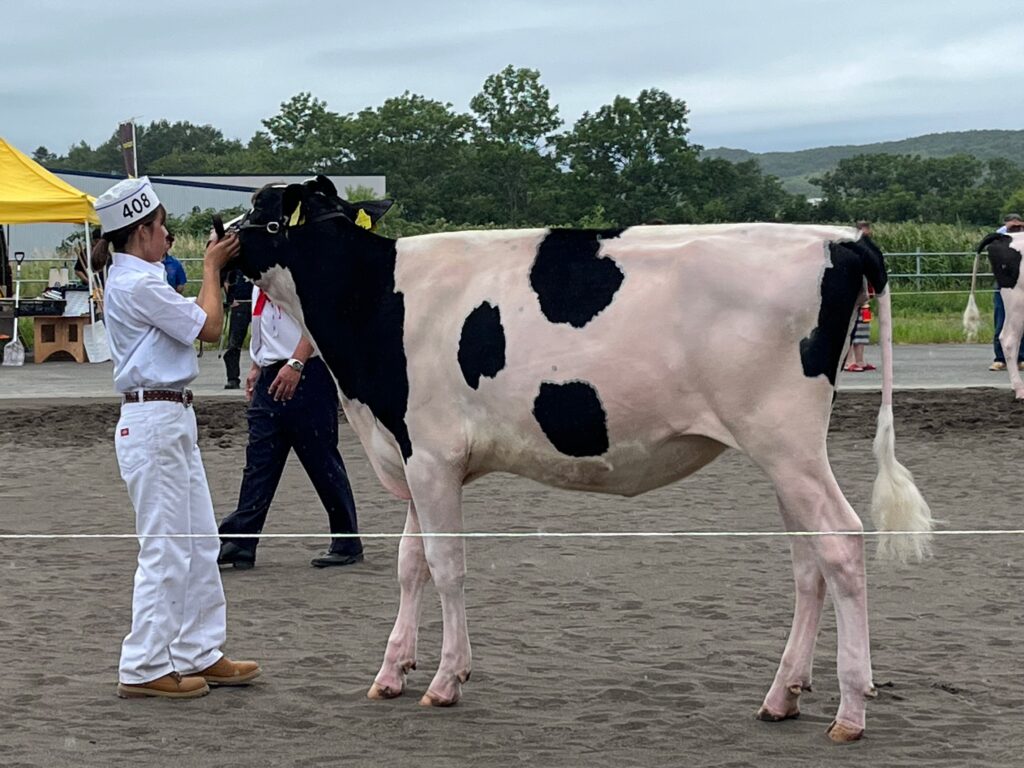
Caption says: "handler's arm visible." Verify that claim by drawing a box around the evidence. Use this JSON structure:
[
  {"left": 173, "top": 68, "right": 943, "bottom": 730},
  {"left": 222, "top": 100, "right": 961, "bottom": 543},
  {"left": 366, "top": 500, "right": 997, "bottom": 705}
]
[
  {"left": 195, "top": 234, "right": 239, "bottom": 342},
  {"left": 291, "top": 337, "right": 314, "bottom": 365}
]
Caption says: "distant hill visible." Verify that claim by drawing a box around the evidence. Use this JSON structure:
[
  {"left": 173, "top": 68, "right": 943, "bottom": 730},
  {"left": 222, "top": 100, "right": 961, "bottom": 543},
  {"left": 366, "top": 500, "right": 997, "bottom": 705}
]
[{"left": 702, "top": 130, "right": 1024, "bottom": 197}]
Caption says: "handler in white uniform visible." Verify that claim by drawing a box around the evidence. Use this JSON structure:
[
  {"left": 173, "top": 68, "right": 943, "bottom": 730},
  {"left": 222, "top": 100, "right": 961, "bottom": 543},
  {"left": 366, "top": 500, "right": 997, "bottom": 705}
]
[{"left": 94, "top": 177, "right": 261, "bottom": 699}]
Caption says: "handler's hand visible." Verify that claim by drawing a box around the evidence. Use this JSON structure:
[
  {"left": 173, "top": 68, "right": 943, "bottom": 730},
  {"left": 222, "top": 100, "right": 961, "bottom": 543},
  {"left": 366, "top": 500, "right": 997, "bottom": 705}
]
[
  {"left": 268, "top": 365, "right": 301, "bottom": 401},
  {"left": 204, "top": 232, "right": 239, "bottom": 272},
  {"left": 244, "top": 364, "right": 261, "bottom": 403}
]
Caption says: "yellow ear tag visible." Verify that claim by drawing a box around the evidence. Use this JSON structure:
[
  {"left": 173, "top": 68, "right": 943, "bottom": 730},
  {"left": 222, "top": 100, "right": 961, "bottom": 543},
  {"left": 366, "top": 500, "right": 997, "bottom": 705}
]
[
  {"left": 355, "top": 208, "right": 373, "bottom": 230},
  {"left": 289, "top": 202, "right": 303, "bottom": 227}
]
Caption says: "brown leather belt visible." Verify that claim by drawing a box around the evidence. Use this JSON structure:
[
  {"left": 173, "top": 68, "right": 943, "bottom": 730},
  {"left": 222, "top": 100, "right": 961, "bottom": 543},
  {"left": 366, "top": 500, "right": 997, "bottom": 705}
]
[{"left": 122, "top": 388, "right": 194, "bottom": 407}]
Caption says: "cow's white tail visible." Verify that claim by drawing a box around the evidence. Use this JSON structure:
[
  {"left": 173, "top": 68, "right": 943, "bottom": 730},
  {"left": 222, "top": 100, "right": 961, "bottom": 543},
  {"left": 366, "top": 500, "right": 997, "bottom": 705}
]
[
  {"left": 963, "top": 252, "right": 982, "bottom": 341},
  {"left": 870, "top": 289, "right": 933, "bottom": 562}
]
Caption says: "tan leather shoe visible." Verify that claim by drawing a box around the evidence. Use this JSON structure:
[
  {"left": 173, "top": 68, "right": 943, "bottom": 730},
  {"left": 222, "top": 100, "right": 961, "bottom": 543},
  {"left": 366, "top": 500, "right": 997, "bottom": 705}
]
[
  {"left": 197, "top": 656, "right": 261, "bottom": 686},
  {"left": 117, "top": 672, "right": 209, "bottom": 699}
]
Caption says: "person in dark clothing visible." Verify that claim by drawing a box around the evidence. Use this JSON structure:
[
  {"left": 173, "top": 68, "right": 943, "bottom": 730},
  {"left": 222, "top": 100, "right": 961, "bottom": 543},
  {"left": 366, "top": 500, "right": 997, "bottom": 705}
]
[
  {"left": 217, "top": 286, "right": 362, "bottom": 570},
  {"left": 221, "top": 268, "right": 252, "bottom": 389},
  {"left": 989, "top": 213, "right": 1024, "bottom": 371}
]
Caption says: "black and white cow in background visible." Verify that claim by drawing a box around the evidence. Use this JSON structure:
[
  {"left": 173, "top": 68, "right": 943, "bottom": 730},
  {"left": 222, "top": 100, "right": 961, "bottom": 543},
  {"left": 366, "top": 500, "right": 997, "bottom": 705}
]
[
  {"left": 231, "top": 176, "right": 932, "bottom": 742},
  {"left": 964, "top": 231, "right": 1024, "bottom": 395}
]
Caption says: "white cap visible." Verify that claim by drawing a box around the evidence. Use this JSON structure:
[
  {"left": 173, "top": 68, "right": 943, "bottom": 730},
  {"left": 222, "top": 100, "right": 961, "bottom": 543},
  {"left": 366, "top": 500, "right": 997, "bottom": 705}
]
[{"left": 94, "top": 176, "right": 161, "bottom": 235}]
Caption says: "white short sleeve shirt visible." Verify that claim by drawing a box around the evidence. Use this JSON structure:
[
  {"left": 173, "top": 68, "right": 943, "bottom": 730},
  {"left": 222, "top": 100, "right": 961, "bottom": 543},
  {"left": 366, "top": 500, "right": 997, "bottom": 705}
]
[
  {"left": 249, "top": 286, "right": 311, "bottom": 367},
  {"left": 105, "top": 252, "right": 207, "bottom": 392}
]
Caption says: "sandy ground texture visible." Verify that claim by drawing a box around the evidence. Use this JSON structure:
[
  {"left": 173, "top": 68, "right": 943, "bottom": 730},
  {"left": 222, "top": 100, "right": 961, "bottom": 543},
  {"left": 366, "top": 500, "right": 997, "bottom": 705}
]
[{"left": 0, "top": 389, "right": 1022, "bottom": 767}]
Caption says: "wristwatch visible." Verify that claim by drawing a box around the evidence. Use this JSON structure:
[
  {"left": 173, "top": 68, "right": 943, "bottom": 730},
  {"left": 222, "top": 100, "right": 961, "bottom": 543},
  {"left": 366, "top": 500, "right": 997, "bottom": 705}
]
[{"left": 286, "top": 358, "right": 305, "bottom": 372}]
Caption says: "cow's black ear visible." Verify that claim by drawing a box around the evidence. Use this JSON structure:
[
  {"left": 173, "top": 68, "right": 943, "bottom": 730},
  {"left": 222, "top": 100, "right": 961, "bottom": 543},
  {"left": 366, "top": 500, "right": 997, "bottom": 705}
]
[
  {"left": 351, "top": 199, "right": 395, "bottom": 227},
  {"left": 308, "top": 174, "right": 338, "bottom": 198},
  {"left": 978, "top": 232, "right": 1011, "bottom": 253},
  {"left": 282, "top": 184, "right": 305, "bottom": 221}
]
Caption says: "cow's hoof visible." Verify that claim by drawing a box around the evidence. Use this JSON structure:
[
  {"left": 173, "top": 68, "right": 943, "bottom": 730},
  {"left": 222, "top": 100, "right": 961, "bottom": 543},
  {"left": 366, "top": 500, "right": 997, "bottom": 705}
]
[
  {"left": 756, "top": 705, "right": 800, "bottom": 722},
  {"left": 367, "top": 681, "right": 403, "bottom": 700},
  {"left": 419, "top": 689, "right": 459, "bottom": 707},
  {"left": 756, "top": 683, "right": 806, "bottom": 721},
  {"left": 826, "top": 719, "right": 864, "bottom": 743}
]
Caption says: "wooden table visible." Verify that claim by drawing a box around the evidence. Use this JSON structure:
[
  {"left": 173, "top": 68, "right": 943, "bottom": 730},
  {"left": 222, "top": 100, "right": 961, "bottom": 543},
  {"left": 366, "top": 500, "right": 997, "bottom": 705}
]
[{"left": 32, "top": 315, "right": 88, "bottom": 363}]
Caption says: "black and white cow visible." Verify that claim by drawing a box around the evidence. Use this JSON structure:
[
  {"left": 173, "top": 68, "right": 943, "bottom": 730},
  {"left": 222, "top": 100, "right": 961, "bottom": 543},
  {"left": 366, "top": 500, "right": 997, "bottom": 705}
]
[
  {"left": 964, "top": 232, "right": 1024, "bottom": 395},
  {"left": 232, "top": 176, "right": 932, "bottom": 742}
]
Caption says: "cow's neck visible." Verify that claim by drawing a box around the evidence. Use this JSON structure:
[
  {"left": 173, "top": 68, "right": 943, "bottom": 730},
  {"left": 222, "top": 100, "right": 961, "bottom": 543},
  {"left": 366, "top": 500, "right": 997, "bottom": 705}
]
[{"left": 286, "top": 224, "right": 413, "bottom": 459}]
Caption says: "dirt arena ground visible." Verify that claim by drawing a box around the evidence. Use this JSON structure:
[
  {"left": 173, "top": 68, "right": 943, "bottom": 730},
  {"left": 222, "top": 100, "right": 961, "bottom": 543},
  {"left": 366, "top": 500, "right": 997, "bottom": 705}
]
[{"left": 0, "top": 389, "right": 1022, "bottom": 767}]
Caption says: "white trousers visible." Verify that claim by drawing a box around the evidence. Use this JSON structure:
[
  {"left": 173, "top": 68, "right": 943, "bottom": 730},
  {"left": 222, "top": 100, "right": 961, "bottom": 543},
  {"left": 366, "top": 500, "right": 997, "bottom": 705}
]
[{"left": 115, "top": 400, "right": 226, "bottom": 684}]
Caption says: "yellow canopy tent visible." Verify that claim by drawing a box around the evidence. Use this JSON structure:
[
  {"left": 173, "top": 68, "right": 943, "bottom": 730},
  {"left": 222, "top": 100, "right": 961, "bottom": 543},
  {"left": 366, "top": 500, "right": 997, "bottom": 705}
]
[
  {"left": 0, "top": 137, "right": 108, "bottom": 362},
  {"left": 0, "top": 137, "right": 98, "bottom": 225}
]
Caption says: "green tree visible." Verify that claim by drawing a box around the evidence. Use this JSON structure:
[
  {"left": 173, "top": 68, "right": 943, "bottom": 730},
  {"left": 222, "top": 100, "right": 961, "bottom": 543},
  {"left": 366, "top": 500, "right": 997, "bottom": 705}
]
[
  {"left": 811, "top": 153, "right": 1017, "bottom": 225},
  {"left": 260, "top": 92, "right": 351, "bottom": 172},
  {"left": 465, "top": 66, "right": 563, "bottom": 225},
  {"left": 136, "top": 120, "right": 244, "bottom": 172},
  {"left": 470, "top": 65, "right": 561, "bottom": 148},
  {"left": 32, "top": 146, "right": 57, "bottom": 165},
  {"left": 556, "top": 88, "right": 701, "bottom": 225},
  {"left": 344, "top": 92, "right": 473, "bottom": 221},
  {"left": 690, "top": 158, "right": 796, "bottom": 222},
  {"left": 52, "top": 120, "right": 244, "bottom": 175},
  {"left": 56, "top": 137, "right": 123, "bottom": 174}
]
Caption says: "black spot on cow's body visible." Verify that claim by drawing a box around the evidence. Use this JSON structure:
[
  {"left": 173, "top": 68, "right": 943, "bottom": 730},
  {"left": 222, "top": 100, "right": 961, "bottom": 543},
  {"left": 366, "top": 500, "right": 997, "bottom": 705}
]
[
  {"left": 800, "top": 238, "right": 889, "bottom": 387},
  {"left": 979, "top": 233, "right": 1022, "bottom": 289},
  {"left": 533, "top": 381, "right": 609, "bottom": 457},
  {"left": 530, "top": 229, "right": 625, "bottom": 328},
  {"left": 458, "top": 302, "right": 506, "bottom": 389}
]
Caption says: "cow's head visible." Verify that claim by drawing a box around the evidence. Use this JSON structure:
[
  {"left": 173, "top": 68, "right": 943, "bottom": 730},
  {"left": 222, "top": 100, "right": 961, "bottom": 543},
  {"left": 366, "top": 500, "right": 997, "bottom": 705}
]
[{"left": 231, "top": 175, "right": 393, "bottom": 283}]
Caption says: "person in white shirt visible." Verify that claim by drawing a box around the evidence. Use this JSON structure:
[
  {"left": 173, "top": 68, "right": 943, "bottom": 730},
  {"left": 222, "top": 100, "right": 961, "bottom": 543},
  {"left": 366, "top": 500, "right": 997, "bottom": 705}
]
[
  {"left": 94, "top": 176, "right": 260, "bottom": 699},
  {"left": 217, "top": 285, "right": 363, "bottom": 570}
]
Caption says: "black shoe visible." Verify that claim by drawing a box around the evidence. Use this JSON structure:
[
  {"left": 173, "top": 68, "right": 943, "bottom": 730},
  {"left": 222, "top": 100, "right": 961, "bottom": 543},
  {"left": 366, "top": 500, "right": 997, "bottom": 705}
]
[
  {"left": 218, "top": 542, "right": 255, "bottom": 570},
  {"left": 310, "top": 551, "right": 364, "bottom": 568},
  {"left": 225, "top": 380, "right": 241, "bottom": 390}
]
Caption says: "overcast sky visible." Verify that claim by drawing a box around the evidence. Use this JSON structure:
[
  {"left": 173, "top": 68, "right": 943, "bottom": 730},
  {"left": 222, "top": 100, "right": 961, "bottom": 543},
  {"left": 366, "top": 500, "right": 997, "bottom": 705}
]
[{"left": 3, "top": 0, "right": 1021, "bottom": 159}]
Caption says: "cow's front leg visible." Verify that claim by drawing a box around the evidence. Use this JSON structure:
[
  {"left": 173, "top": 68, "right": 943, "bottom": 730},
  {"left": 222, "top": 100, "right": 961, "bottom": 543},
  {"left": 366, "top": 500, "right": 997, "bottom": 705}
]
[
  {"left": 369, "top": 500, "right": 430, "bottom": 700},
  {"left": 406, "top": 464, "right": 471, "bottom": 707},
  {"left": 758, "top": 534, "right": 825, "bottom": 722}
]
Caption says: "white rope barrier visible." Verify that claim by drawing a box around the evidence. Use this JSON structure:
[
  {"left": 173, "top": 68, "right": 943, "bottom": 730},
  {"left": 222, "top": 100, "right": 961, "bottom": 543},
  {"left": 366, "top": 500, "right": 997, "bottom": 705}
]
[{"left": 0, "top": 529, "right": 1020, "bottom": 540}]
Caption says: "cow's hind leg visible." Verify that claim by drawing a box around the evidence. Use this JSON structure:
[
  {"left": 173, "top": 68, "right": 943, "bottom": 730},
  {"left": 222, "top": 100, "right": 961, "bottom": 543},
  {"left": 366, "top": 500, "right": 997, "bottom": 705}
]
[
  {"left": 999, "top": 288, "right": 1024, "bottom": 398},
  {"left": 757, "top": 533, "right": 825, "bottom": 722},
  {"left": 369, "top": 501, "right": 431, "bottom": 700},
  {"left": 761, "top": 456, "right": 873, "bottom": 742}
]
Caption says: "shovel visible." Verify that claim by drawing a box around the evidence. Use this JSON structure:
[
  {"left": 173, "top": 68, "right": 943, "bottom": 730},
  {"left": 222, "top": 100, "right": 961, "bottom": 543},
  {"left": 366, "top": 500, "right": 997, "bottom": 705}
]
[{"left": 2, "top": 252, "right": 25, "bottom": 366}]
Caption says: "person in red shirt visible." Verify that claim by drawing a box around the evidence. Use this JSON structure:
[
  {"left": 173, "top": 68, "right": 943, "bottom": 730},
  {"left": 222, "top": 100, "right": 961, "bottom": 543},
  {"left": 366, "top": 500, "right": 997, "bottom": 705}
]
[{"left": 843, "top": 220, "right": 877, "bottom": 373}]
